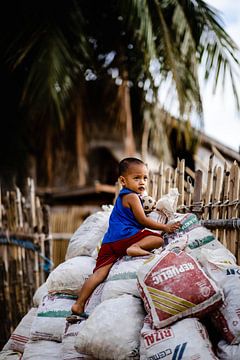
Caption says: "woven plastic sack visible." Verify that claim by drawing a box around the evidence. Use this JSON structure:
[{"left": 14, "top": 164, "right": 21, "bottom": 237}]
[
  {"left": 46, "top": 256, "right": 95, "bottom": 295},
  {"left": 62, "top": 283, "right": 104, "bottom": 360},
  {"left": 137, "top": 248, "right": 223, "bottom": 328},
  {"left": 0, "top": 351, "right": 22, "bottom": 359},
  {"left": 3, "top": 308, "right": 37, "bottom": 353},
  {"left": 164, "top": 213, "right": 225, "bottom": 261},
  {"left": 199, "top": 247, "right": 237, "bottom": 286},
  {"left": 30, "top": 293, "right": 75, "bottom": 342},
  {"left": 101, "top": 255, "right": 149, "bottom": 301},
  {"left": 145, "top": 211, "right": 167, "bottom": 235},
  {"left": 210, "top": 275, "right": 240, "bottom": 344},
  {"left": 75, "top": 295, "right": 145, "bottom": 360},
  {"left": 217, "top": 340, "right": 240, "bottom": 360},
  {"left": 22, "top": 340, "right": 62, "bottom": 360},
  {"left": 65, "top": 206, "right": 112, "bottom": 260},
  {"left": 33, "top": 282, "right": 48, "bottom": 307},
  {"left": 140, "top": 316, "right": 217, "bottom": 360}
]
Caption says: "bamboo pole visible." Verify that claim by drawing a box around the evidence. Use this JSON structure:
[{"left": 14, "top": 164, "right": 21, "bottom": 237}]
[
  {"left": 148, "top": 170, "right": 154, "bottom": 196},
  {"left": 204, "top": 154, "right": 214, "bottom": 220},
  {"left": 165, "top": 167, "right": 171, "bottom": 194},
  {"left": 178, "top": 159, "right": 185, "bottom": 208},
  {"left": 157, "top": 162, "right": 164, "bottom": 200},
  {"left": 0, "top": 184, "right": 2, "bottom": 230},
  {"left": 212, "top": 166, "right": 223, "bottom": 238},
  {"left": 192, "top": 170, "right": 203, "bottom": 219}
]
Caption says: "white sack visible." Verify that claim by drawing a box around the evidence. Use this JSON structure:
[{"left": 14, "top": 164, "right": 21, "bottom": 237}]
[
  {"left": 0, "top": 351, "right": 22, "bottom": 360},
  {"left": 101, "top": 256, "right": 149, "bottom": 301},
  {"left": 137, "top": 249, "right": 223, "bottom": 328},
  {"left": 62, "top": 322, "right": 92, "bottom": 360},
  {"left": 164, "top": 212, "right": 225, "bottom": 261},
  {"left": 30, "top": 294, "right": 75, "bottom": 342},
  {"left": 75, "top": 295, "right": 145, "bottom": 360},
  {"left": 3, "top": 308, "right": 37, "bottom": 353},
  {"left": 146, "top": 211, "right": 167, "bottom": 235},
  {"left": 65, "top": 206, "right": 112, "bottom": 260},
  {"left": 62, "top": 283, "right": 104, "bottom": 360},
  {"left": 22, "top": 340, "right": 62, "bottom": 360},
  {"left": 211, "top": 276, "right": 240, "bottom": 344},
  {"left": 199, "top": 247, "right": 237, "bottom": 286},
  {"left": 46, "top": 256, "right": 95, "bottom": 295},
  {"left": 140, "top": 316, "right": 217, "bottom": 360},
  {"left": 199, "top": 248, "right": 240, "bottom": 344},
  {"left": 33, "top": 282, "right": 48, "bottom": 307},
  {"left": 217, "top": 340, "right": 240, "bottom": 360}
]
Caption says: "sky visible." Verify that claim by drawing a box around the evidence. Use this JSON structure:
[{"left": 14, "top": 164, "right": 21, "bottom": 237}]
[{"left": 201, "top": 0, "right": 240, "bottom": 152}]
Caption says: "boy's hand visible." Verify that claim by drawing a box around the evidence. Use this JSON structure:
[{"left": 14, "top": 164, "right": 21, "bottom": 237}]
[{"left": 164, "top": 222, "right": 181, "bottom": 233}]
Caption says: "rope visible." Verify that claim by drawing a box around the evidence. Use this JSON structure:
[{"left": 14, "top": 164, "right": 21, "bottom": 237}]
[{"left": 0, "top": 234, "right": 53, "bottom": 273}]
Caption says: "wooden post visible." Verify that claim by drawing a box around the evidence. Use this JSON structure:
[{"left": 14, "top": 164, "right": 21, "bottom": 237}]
[
  {"left": 0, "top": 184, "right": 2, "bottom": 230},
  {"left": 157, "top": 162, "right": 164, "bottom": 200},
  {"left": 148, "top": 170, "right": 154, "bottom": 197},
  {"left": 204, "top": 154, "right": 214, "bottom": 220},
  {"left": 15, "top": 187, "right": 23, "bottom": 230},
  {"left": 165, "top": 168, "right": 171, "bottom": 194},
  {"left": 192, "top": 170, "right": 203, "bottom": 219},
  {"left": 178, "top": 159, "right": 185, "bottom": 208}
]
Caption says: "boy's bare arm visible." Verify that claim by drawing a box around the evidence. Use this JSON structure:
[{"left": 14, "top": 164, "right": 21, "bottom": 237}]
[{"left": 123, "top": 193, "right": 180, "bottom": 233}]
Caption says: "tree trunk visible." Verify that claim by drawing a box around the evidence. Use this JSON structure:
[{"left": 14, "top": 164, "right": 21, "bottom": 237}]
[
  {"left": 121, "top": 70, "right": 136, "bottom": 156},
  {"left": 45, "top": 126, "right": 53, "bottom": 186},
  {"left": 75, "top": 99, "right": 88, "bottom": 186}
]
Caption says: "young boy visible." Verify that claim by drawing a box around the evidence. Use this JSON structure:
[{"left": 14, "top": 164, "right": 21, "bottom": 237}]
[{"left": 67, "top": 157, "right": 180, "bottom": 322}]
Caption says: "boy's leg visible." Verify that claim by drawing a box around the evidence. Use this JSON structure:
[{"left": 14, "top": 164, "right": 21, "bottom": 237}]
[
  {"left": 71, "top": 262, "right": 113, "bottom": 316},
  {"left": 126, "top": 235, "right": 163, "bottom": 257}
]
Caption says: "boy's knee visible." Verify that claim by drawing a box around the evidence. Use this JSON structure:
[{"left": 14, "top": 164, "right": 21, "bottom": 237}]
[
  {"left": 156, "top": 237, "right": 164, "bottom": 248},
  {"left": 126, "top": 245, "right": 136, "bottom": 256}
]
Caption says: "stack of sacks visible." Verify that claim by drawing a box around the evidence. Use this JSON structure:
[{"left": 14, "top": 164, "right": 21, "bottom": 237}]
[
  {"left": 101, "top": 255, "right": 148, "bottom": 301},
  {"left": 46, "top": 256, "right": 96, "bottom": 295},
  {"left": 62, "top": 283, "right": 105, "bottom": 360},
  {"left": 199, "top": 248, "right": 240, "bottom": 359},
  {"left": 65, "top": 205, "right": 113, "bottom": 260},
  {"left": 1, "top": 281, "right": 48, "bottom": 357},
  {"left": 29, "top": 293, "right": 76, "bottom": 342},
  {"left": 75, "top": 295, "right": 145, "bottom": 360},
  {"left": 136, "top": 244, "right": 225, "bottom": 359},
  {"left": 63, "top": 256, "right": 150, "bottom": 359},
  {"left": 26, "top": 256, "right": 95, "bottom": 345},
  {"left": 2, "top": 308, "right": 37, "bottom": 353},
  {"left": 21, "top": 256, "right": 95, "bottom": 358},
  {"left": 140, "top": 315, "right": 218, "bottom": 359},
  {"left": 1, "top": 282, "right": 59, "bottom": 359}
]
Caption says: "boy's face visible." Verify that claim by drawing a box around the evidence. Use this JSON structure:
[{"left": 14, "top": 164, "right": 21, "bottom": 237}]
[{"left": 120, "top": 163, "right": 148, "bottom": 195}]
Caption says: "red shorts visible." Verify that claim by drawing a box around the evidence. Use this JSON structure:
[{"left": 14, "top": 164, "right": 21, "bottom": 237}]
[{"left": 93, "top": 229, "right": 162, "bottom": 272}]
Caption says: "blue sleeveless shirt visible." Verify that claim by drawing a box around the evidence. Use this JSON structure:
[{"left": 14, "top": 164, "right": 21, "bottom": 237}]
[{"left": 102, "top": 188, "right": 144, "bottom": 244}]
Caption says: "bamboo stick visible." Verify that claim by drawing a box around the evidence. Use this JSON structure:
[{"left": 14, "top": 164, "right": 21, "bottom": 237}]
[
  {"left": 157, "top": 161, "right": 164, "bottom": 200},
  {"left": 178, "top": 159, "right": 185, "bottom": 208},
  {"left": 204, "top": 154, "right": 214, "bottom": 220},
  {"left": 165, "top": 167, "right": 171, "bottom": 194},
  {"left": 192, "top": 170, "right": 203, "bottom": 219}
]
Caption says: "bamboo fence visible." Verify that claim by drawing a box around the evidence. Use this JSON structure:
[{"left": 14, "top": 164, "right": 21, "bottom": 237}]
[
  {"left": 147, "top": 154, "right": 240, "bottom": 263},
  {"left": 0, "top": 178, "right": 52, "bottom": 349}
]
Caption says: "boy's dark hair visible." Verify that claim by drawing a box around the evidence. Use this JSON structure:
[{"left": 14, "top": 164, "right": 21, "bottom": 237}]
[{"left": 119, "top": 157, "right": 145, "bottom": 176}]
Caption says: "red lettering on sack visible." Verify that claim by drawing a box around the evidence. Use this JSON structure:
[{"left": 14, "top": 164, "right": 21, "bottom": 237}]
[{"left": 144, "top": 329, "right": 173, "bottom": 348}]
